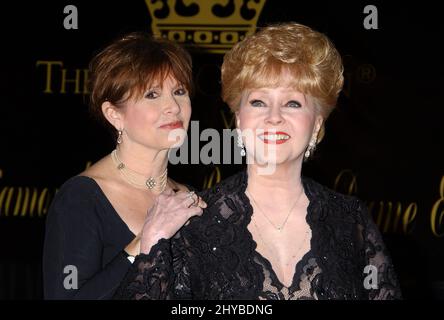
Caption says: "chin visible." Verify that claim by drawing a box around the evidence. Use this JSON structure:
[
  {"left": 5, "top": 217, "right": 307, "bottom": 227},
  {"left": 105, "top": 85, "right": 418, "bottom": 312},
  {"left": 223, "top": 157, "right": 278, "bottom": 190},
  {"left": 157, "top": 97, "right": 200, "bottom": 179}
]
[
  {"left": 249, "top": 150, "right": 303, "bottom": 166},
  {"left": 249, "top": 155, "right": 282, "bottom": 166},
  {"left": 164, "top": 139, "right": 186, "bottom": 149},
  {"left": 143, "top": 138, "right": 185, "bottom": 151},
  {"left": 164, "top": 129, "right": 188, "bottom": 148}
]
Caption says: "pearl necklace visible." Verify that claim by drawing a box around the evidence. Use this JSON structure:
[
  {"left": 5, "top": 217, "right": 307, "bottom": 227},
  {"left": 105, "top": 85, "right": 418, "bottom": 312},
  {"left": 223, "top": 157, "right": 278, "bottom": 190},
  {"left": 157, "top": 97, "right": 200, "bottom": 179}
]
[{"left": 111, "top": 149, "right": 167, "bottom": 192}]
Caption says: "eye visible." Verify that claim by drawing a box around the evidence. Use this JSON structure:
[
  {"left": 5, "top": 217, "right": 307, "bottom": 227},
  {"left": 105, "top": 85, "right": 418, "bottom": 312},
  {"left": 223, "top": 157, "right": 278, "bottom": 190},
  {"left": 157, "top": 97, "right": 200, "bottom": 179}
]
[
  {"left": 286, "top": 100, "right": 302, "bottom": 108},
  {"left": 174, "top": 88, "right": 187, "bottom": 96},
  {"left": 249, "top": 99, "right": 265, "bottom": 107},
  {"left": 145, "top": 90, "right": 159, "bottom": 99}
]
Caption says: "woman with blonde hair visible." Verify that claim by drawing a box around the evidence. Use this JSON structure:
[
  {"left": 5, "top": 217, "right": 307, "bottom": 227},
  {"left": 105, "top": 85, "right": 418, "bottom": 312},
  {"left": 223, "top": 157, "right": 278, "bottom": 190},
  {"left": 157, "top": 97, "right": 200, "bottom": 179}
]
[{"left": 114, "top": 23, "right": 401, "bottom": 300}]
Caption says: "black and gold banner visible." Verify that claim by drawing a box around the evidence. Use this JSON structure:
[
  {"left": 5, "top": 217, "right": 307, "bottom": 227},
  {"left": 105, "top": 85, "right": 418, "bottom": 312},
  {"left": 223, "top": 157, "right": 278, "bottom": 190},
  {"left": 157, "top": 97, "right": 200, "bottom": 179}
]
[{"left": 1, "top": 0, "right": 443, "bottom": 299}]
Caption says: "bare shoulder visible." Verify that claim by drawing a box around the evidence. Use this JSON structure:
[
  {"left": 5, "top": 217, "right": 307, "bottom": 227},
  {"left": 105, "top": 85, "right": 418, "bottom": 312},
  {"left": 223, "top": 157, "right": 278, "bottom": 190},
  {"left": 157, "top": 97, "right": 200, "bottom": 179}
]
[
  {"left": 77, "top": 154, "right": 126, "bottom": 198},
  {"left": 78, "top": 155, "right": 113, "bottom": 182},
  {"left": 76, "top": 155, "right": 124, "bottom": 198}
]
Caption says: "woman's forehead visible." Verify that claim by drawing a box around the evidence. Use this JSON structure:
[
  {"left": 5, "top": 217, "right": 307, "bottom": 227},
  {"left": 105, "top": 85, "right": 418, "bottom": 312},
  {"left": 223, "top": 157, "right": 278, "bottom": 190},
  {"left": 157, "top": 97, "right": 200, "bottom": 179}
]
[
  {"left": 244, "top": 86, "right": 307, "bottom": 100},
  {"left": 142, "top": 75, "right": 184, "bottom": 91},
  {"left": 245, "top": 70, "right": 306, "bottom": 91}
]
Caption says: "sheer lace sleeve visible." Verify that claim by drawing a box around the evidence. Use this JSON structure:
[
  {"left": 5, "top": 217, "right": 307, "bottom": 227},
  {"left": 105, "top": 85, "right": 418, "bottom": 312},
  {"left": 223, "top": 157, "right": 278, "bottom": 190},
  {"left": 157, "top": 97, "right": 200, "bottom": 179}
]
[
  {"left": 357, "top": 201, "right": 402, "bottom": 300},
  {"left": 113, "top": 234, "right": 192, "bottom": 300}
]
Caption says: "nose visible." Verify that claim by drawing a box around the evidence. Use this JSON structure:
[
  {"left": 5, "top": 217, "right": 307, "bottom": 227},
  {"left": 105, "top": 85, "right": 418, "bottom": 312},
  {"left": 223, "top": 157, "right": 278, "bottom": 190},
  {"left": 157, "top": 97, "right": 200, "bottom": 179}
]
[
  {"left": 264, "top": 106, "right": 284, "bottom": 126},
  {"left": 164, "top": 94, "right": 181, "bottom": 115}
]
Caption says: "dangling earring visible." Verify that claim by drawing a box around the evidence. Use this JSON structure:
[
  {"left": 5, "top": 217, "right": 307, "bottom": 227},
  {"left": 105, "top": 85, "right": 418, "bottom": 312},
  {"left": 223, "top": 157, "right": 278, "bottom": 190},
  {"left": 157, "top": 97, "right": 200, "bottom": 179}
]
[
  {"left": 117, "top": 129, "right": 123, "bottom": 144},
  {"left": 304, "top": 140, "right": 316, "bottom": 161},
  {"left": 237, "top": 130, "right": 246, "bottom": 157}
]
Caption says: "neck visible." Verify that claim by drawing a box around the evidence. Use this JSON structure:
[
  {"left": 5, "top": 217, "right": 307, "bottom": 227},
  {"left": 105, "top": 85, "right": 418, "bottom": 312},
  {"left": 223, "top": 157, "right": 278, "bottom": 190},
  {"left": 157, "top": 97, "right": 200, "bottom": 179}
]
[
  {"left": 246, "top": 160, "right": 304, "bottom": 201},
  {"left": 115, "top": 142, "right": 168, "bottom": 179}
]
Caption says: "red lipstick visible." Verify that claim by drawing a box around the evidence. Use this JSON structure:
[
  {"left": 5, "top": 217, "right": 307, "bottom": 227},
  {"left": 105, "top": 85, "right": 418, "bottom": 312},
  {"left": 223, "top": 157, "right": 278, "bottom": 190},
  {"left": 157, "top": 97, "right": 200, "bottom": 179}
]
[
  {"left": 159, "top": 121, "right": 183, "bottom": 129},
  {"left": 258, "top": 131, "right": 291, "bottom": 144}
]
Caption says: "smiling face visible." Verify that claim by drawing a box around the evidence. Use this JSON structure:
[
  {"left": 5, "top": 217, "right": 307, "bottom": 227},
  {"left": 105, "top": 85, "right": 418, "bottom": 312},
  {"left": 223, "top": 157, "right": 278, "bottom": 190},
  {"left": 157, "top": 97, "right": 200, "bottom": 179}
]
[
  {"left": 236, "top": 74, "right": 323, "bottom": 166},
  {"left": 104, "top": 75, "right": 191, "bottom": 151}
]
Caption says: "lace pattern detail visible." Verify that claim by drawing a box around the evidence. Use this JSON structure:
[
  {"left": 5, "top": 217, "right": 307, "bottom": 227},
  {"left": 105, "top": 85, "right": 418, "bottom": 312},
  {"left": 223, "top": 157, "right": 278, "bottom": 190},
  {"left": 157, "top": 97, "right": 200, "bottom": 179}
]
[{"left": 114, "top": 170, "right": 402, "bottom": 300}]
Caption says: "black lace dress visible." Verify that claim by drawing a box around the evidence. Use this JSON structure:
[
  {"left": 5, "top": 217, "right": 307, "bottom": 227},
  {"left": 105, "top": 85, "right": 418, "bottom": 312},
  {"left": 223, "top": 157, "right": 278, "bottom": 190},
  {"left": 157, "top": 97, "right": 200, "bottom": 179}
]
[{"left": 113, "top": 170, "right": 402, "bottom": 300}]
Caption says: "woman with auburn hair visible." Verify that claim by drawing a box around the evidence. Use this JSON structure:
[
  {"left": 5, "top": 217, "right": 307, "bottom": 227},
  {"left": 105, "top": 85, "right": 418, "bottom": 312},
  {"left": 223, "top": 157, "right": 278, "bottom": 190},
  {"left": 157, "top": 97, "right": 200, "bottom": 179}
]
[
  {"left": 43, "top": 33, "right": 206, "bottom": 299},
  {"left": 114, "top": 23, "right": 402, "bottom": 300}
]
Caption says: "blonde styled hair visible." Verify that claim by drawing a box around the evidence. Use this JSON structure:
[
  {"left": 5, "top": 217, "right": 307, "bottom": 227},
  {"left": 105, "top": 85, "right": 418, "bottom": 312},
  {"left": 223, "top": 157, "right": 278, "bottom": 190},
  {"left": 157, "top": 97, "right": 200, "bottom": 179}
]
[{"left": 221, "top": 22, "right": 344, "bottom": 138}]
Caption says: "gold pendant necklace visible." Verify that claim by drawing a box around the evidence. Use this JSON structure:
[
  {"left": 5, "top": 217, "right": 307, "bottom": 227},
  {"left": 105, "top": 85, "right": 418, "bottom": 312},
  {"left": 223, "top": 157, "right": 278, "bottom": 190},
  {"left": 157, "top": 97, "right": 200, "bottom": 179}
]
[{"left": 246, "top": 189, "right": 304, "bottom": 232}]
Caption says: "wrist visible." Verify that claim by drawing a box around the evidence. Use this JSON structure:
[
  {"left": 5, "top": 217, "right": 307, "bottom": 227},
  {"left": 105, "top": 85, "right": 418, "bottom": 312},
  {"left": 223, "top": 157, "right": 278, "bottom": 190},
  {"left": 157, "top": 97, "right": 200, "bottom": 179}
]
[
  {"left": 140, "top": 231, "right": 168, "bottom": 254},
  {"left": 140, "top": 234, "right": 167, "bottom": 254},
  {"left": 140, "top": 239, "right": 159, "bottom": 254}
]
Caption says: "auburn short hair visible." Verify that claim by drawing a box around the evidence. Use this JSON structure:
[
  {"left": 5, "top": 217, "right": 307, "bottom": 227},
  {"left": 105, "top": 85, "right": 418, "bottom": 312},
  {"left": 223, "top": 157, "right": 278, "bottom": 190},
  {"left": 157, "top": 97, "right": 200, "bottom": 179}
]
[{"left": 88, "top": 32, "right": 192, "bottom": 128}]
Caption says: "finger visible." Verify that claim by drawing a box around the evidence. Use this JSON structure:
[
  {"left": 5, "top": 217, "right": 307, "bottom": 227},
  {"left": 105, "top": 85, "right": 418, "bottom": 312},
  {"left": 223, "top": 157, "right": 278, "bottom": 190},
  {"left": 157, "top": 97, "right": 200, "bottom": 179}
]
[
  {"left": 181, "top": 192, "right": 198, "bottom": 207},
  {"left": 162, "top": 187, "right": 175, "bottom": 196},
  {"left": 187, "top": 206, "right": 203, "bottom": 218},
  {"left": 195, "top": 196, "right": 207, "bottom": 208},
  {"left": 183, "top": 196, "right": 196, "bottom": 208},
  {"left": 175, "top": 190, "right": 195, "bottom": 200}
]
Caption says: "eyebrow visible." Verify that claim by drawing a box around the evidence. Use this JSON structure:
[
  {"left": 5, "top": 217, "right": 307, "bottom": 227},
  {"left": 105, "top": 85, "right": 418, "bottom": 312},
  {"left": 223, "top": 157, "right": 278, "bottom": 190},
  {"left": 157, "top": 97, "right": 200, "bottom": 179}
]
[
  {"left": 247, "top": 89, "right": 307, "bottom": 103},
  {"left": 145, "top": 82, "right": 185, "bottom": 90}
]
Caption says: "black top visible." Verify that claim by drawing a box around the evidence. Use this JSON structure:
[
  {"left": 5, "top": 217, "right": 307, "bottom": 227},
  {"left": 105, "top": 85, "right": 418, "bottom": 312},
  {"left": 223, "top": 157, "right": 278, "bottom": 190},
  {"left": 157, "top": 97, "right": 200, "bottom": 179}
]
[
  {"left": 43, "top": 176, "right": 135, "bottom": 299},
  {"left": 113, "top": 170, "right": 402, "bottom": 300}
]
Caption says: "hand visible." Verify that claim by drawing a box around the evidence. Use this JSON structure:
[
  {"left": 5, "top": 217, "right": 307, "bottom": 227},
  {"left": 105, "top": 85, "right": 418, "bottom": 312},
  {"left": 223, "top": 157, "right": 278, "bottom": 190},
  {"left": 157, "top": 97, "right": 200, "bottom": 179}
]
[{"left": 139, "top": 188, "right": 207, "bottom": 254}]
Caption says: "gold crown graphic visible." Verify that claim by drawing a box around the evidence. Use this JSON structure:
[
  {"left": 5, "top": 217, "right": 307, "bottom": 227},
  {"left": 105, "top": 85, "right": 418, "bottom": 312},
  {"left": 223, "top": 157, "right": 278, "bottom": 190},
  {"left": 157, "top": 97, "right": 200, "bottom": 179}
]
[{"left": 145, "top": 0, "right": 266, "bottom": 54}]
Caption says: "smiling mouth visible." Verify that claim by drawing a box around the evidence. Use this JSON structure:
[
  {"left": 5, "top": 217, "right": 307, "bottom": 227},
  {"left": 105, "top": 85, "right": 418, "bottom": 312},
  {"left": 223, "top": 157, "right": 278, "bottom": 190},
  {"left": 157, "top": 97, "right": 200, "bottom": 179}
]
[
  {"left": 258, "top": 132, "right": 291, "bottom": 144},
  {"left": 159, "top": 121, "right": 183, "bottom": 129}
]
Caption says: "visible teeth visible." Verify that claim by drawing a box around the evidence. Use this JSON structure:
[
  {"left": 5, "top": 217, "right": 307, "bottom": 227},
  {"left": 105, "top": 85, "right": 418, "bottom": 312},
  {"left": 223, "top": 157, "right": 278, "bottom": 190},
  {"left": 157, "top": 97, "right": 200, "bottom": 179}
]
[{"left": 260, "top": 134, "right": 290, "bottom": 141}]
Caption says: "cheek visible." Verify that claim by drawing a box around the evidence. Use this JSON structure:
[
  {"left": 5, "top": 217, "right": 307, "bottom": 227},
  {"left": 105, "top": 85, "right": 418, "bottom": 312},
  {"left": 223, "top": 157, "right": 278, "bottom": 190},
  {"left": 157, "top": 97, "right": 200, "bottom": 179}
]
[
  {"left": 288, "top": 112, "right": 316, "bottom": 129},
  {"left": 178, "top": 98, "right": 191, "bottom": 131},
  {"left": 181, "top": 99, "right": 192, "bottom": 118},
  {"left": 287, "top": 114, "right": 317, "bottom": 148},
  {"left": 237, "top": 107, "right": 257, "bottom": 131},
  {"left": 125, "top": 105, "right": 160, "bottom": 132},
  {"left": 292, "top": 114, "right": 315, "bottom": 133}
]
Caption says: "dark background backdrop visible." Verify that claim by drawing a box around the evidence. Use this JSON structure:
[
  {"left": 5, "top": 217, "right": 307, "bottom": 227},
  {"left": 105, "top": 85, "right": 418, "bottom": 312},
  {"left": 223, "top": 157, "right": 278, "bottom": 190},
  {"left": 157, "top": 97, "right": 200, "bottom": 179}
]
[{"left": 0, "top": 0, "right": 443, "bottom": 299}]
